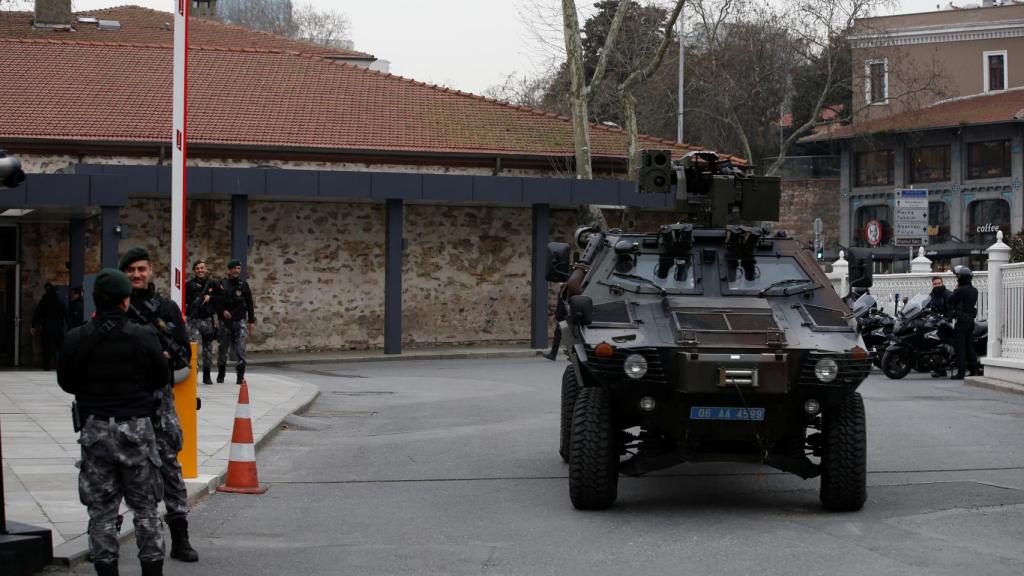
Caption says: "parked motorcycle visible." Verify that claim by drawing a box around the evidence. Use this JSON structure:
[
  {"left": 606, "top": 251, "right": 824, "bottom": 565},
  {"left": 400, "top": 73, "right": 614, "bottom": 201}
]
[
  {"left": 851, "top": 293, "right": 894, "bottom": 368},
  {"left": 880, "top": 294, "right": 988, "bottom": 379}
]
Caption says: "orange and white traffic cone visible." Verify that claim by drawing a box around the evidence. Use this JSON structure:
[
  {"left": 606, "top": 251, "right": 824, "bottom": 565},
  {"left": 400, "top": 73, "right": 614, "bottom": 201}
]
[{"left": 217, "top": 379, "right": 268, "bottom": 494}]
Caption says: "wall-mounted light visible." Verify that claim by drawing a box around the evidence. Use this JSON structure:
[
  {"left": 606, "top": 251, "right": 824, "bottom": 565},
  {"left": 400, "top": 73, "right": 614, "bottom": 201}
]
[{"left": 114, "top": 224, "right": 124, "bottom": 237}]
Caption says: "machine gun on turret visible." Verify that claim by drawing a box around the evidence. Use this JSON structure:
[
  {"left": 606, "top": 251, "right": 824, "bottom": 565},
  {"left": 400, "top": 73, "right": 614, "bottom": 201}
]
[{"left": 638, "top": 149, "right": 781, "bottom": 229}]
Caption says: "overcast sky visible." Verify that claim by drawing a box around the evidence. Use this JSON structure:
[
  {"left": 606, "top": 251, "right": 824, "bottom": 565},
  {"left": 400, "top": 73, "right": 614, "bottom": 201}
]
[{"left": 61, "top": 0, "right": 957, "bottom": 94}]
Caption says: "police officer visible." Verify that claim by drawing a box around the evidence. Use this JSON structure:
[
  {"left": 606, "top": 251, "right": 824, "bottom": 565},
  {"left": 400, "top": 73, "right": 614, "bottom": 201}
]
[
  {"left": 216, "top": 258, "right": 255, "bottom": 385},
  {"left": 185, "top": 259, "right": 221, "bottom": 385},
  {"left": 119, "top": 247, "right": 199, "bottom": 563},
  {"left": 948, "top": 265, "right": 982, "bottom": 380},
  {"left": 57, "top": 269, "right": 169, "bottom": 576},
  {"left": 927, "top": 276, "right": 952, "bottom": 378}
]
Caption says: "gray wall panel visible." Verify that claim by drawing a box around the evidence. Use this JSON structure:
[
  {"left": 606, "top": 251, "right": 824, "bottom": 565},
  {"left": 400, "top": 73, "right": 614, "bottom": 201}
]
[{"left": 318, "top": 171, "right": 371, "bottom": 198}]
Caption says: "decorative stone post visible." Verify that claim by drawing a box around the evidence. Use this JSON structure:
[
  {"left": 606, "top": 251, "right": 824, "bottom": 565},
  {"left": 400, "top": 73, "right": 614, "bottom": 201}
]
[
  {"left": 911, "top": 246, "right": 932, "bottom": 273},
  {"left": 832, "top": 250, "right": 849, "bottom": 296},
  {"left": 985, "top": 230, "right": 1010, "bottom": 360}
]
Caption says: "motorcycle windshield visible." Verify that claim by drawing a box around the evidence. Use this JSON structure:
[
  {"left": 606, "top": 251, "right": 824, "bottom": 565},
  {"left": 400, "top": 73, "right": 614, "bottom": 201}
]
[
  {"left": 852, "top": 294, "right": 877, "bottom": 318},
  {"left": 901, "top": 294, "right": 931, "bottom": 320}
]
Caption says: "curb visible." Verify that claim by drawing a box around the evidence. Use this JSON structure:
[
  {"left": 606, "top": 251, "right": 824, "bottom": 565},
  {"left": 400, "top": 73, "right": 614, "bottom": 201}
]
[
  {"left": 51, "top": 381, "right": 321, "bottom": 567},
  {"left": 964, "top": 375, "right": 1024, "bottom": 396},
  {"left": 246, "top": 348, "right": 546, "bottom": 367}
]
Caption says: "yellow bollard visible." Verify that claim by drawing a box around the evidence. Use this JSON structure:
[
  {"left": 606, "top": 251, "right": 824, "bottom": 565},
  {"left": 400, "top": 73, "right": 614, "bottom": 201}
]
[{"left": 174, "top": 342, "right": 199, "bottom": 479}]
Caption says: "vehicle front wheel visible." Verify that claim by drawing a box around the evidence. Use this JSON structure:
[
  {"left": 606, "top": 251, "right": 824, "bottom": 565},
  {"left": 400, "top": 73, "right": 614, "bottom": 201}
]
[
  {"left": 819, "top": 392, "right": 867, "bottom": 512},
  {"left": 559, "top": 366, "right": 579, "bottom": 462},
  {"left": 569, "top": 386, "right": 618, "bottom": 510},
  {"left": 881, "top": 348, "right": 912, "bottom": 379}
]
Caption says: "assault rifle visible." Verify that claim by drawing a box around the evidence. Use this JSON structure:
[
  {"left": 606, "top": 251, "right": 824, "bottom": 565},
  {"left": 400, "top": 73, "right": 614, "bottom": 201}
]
[{"left": 128, "top": 299, "right": 190, "bottom": 373}]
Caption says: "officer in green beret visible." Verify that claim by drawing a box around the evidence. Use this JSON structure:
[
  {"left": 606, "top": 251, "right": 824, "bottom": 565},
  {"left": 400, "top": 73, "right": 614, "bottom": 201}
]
[
  {"left": 215, "top": 258, "right": 256, "bottom": 384},
  {"left": 119, "top": 247, "right": 198, "bottom": 563},
  {"left": 58, "top": 269, "right": 170, "bottom": 576}
]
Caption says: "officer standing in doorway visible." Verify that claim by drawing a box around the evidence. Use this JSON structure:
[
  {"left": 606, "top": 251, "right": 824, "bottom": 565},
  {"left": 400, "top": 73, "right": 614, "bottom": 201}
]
[
  {"left": 216, "top": 258, "right": 255, "bottom": 385},
  {"left": 57, "top": 269, "right": 170, "bottom": 576},
  {"left": 119, "top": 247, "right": 199, "bottom": 563},
  {"left": 185, "top": 259, "right": 221, "bottom": 385},
  {"left": 948, "top": 265, "right": 982, "bottom": 380}
]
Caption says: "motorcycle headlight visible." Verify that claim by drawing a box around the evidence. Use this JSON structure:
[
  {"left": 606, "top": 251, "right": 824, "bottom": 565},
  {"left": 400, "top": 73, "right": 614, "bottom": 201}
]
[
  {"left": 814, "top": 358, "right": 839, "bottom": 383},
  {"left": 871, "top": 328, "right": 886, "bottom": 336},
  {"left": 623, "top": 354, "right": 648, "bottom": 379},
  {"left": 925, "top": 330, "right": 939, "bottom": 341}
]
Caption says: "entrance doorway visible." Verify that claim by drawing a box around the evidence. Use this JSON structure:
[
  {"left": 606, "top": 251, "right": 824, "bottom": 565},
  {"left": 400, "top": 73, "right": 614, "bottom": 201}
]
[{"left": 0, "top": 263, "right": 17, "bottom": 366}]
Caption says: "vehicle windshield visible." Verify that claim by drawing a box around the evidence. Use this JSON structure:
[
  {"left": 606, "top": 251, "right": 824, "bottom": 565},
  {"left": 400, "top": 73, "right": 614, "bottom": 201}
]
[
  {"left": 900, "top": 294, "right": 931, "bottom": 320},
  {"left": 852, "top": 294, "right": 878, "bottom": 318},
  {"left": 603, "top": 253, "right": 696, "bottom": 293},
  {"left": 723, "top": 257, "right": 809, "bottom": 294}
]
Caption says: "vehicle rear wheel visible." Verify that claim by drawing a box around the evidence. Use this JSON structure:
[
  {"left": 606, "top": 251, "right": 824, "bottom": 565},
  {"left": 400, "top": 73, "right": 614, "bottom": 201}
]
[
  {"left": 559, "top": 366, "right": 579, "bottom": 462},
  {"left": 819, "top": 392, "right": 867, "bottom": 512},
  {"left": 881, "top": 348, "right": 912, "bottom": 379},
  {"left": 569, "top": 386, "right": 618, "bottom": 510}
]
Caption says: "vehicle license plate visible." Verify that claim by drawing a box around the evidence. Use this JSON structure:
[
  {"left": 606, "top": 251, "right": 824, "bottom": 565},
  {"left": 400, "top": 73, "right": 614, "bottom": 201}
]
[{"left": 690, "top": 406, "right": 765, "bottom": 421}]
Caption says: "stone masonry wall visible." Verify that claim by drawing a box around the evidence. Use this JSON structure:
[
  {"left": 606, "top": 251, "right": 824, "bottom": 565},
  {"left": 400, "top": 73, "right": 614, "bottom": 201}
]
[{"left": 776, "top": 179, "right": 841, "bottom": 250}]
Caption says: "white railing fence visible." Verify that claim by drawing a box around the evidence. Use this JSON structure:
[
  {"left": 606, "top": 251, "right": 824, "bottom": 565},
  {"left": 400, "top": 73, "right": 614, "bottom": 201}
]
[
  {"left": 999, "top": 262, "right": 1024, "bottom": 361},
  {"left": 825, "top": 253, "right": 987, "bottom": 318}
]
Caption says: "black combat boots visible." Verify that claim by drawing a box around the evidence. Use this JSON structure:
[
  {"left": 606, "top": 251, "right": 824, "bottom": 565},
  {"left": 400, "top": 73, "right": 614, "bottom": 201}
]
[
  {"left": 202, "top": 366, "right": 213, "bottom": 385},
  {"left": 94, "top": 561, "right": 119, "bottom": 576},
  {"left": 216, "top": 365, "right": 226, "bottom": 383},
  {"left": 167, "top": 517, "right": 199, "bottom": 562},
  {"left": 236, "top": 365, "right": 245, "bottom": 385},
  {"left": 140, "top": 559, "right": 164, "bottom": 575}
]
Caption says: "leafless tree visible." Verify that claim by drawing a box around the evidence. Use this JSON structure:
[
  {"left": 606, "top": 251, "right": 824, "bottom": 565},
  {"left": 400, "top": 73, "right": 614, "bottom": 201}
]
[
  {"left": 484, "top": 71, "right": 555, "bottom": 108},
  {"left": 293, "top": 3, "right": 350, "bottom": 48}
]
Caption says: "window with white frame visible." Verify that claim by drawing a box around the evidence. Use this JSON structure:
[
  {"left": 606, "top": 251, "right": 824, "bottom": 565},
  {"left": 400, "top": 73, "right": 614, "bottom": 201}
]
[
  {"left": 865, "top": 59, "right": 888, "bottom": 105},
  {"left": 983, "top": 50, "right": 1007, "bottom": 92}
]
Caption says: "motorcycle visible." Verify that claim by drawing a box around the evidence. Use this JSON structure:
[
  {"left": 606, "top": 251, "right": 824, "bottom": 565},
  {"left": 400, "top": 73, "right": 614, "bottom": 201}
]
[
  {"left": 880, "top": 294, "right": 988, "bottom": 380},
  {"left": 851, "top": 293, "right": 894, "bottom": 368}
]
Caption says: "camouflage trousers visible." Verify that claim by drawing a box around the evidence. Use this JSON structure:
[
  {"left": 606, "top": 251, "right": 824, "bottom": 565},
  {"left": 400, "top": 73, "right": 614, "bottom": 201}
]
[
  {"left": 217, "top": 321, "right": 248, "bottom": 372},
  {"left": 153, "top": 386, "right": 189, "bottom": 520},
  {"left": 78, "top": 416, "right": 164, "bottom": 564},
  {"left": 188, "top": 317, "right": 216, "bottom": 370}
]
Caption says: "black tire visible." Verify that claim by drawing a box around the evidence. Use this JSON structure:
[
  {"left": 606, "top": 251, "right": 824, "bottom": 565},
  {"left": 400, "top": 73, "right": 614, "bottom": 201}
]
[
  {"left": 820, "top": 392, "right": 867, "bottom": 512},
  {"left": 569, "top": 386, "right": 619, "bottom": 510},
  {"left": 559, "top": 366, "right": 579, "bottom": 462},
  {"left": 881, "top": 348, "right": 912, "bottom": 379}
]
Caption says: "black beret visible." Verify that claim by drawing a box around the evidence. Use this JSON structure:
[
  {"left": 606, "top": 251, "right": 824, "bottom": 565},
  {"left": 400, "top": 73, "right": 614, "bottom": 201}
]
[
  {"left": 227, "top": 259, "right": 241, "bottom": 268},
  {"left": 94, "top": 268, "right": 133, "bottom": 299},
  {"left": 118, "top": 247, "right": 150, "bottom": 271}
]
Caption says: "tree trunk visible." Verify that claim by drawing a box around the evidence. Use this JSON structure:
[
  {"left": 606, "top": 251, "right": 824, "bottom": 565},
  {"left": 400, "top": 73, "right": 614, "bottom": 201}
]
[
  {"left": 621, "top": 91, "right": 643, "bottom": 232},
  {"left": 562, "top": 0, "right": 593, "bottom": 182}
]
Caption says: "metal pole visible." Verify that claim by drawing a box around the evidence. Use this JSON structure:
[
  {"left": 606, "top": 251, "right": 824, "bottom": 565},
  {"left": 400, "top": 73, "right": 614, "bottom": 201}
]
[
  {"left": 676, "top": 7, "right": 684, "bottom": 144},
  {"left": 171, "top": 0, "right": 189, "bottom": 311}
]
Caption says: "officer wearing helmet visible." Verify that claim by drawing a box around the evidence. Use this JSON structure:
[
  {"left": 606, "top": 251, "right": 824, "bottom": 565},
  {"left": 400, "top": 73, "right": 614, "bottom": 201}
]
[{"left": 947, "top": 265, "right": 982, "bottom": 379}]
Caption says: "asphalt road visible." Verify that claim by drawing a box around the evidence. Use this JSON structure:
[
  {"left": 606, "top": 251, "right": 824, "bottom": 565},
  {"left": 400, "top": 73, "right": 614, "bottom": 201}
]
[{"left": 65, "top": 359, "right": 1024, "bottom": 575}]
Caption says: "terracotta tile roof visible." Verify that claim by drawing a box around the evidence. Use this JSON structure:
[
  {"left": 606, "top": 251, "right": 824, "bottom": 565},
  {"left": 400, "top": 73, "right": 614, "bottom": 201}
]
[
  {"left": 0, "top": 38, "right": 714, "bottom": 162},
  {"left": 0, "top": 5, "right": 373, "bottom": 59},
  {"left": 803, "top": 88, "right": 1024, "bottom": 142}
]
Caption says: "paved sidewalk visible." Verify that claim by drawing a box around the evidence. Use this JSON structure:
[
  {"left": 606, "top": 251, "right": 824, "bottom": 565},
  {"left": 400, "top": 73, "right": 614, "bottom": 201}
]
[
  {"left": 246, "top": 345, "right": 543, "bottom": 366},
  {"left": 0, "top": 369, "right": 318, "bottom": 564}
]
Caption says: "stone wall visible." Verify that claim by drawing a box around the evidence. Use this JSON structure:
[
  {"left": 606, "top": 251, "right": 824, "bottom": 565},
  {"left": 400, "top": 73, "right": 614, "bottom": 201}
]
[
  {"left": 776, "top": 179, "right": 841, "bottom": 249},
  {"left": 12, "top": 152, "right": 691, "bottom": 358}
]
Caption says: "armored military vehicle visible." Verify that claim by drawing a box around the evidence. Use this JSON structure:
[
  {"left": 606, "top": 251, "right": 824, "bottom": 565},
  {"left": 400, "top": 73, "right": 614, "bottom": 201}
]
[{"left": 545, "top": 151, "right": 873, "bottom": 511}]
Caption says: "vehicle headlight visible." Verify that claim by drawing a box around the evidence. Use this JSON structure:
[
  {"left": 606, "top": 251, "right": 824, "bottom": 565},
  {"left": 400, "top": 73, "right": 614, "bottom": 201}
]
[
  {"left": 814, "top": 358, "right": 839, "bottom": 383},
  {"left": 871, "top": 328, "right": 886, "bottom": 336},
  {"left": 623, "top": 354, "right": 648, "bottom": 379}
]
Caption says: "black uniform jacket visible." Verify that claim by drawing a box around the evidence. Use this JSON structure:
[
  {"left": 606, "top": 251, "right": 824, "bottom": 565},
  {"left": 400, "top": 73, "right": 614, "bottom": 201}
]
[
  {"left": 57, "top": 310, "right": 170, "bottom": 420},
  {"left": 948, "top": 283, "right": 979, "bottom": 320},
  {"left": 216, "top": 276, "right": 256, "bottom": 324},
  {"left": 185, "top": 275, "right": 221, "bottom": 320},
  {"left": 928, "top": 286, "right": 951, "bottom": 316}
]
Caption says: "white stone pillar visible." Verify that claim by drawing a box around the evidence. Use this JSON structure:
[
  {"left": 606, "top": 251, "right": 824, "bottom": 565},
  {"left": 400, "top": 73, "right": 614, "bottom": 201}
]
[
  {"left": 911, "top": 246, "right": 932, "bottom": 273},
  {"left": 833, "top": 250, "right": 849, "bottom": 296},
  {"left": 985, "top": 230, "right": 1011, "bottom": 359}
]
